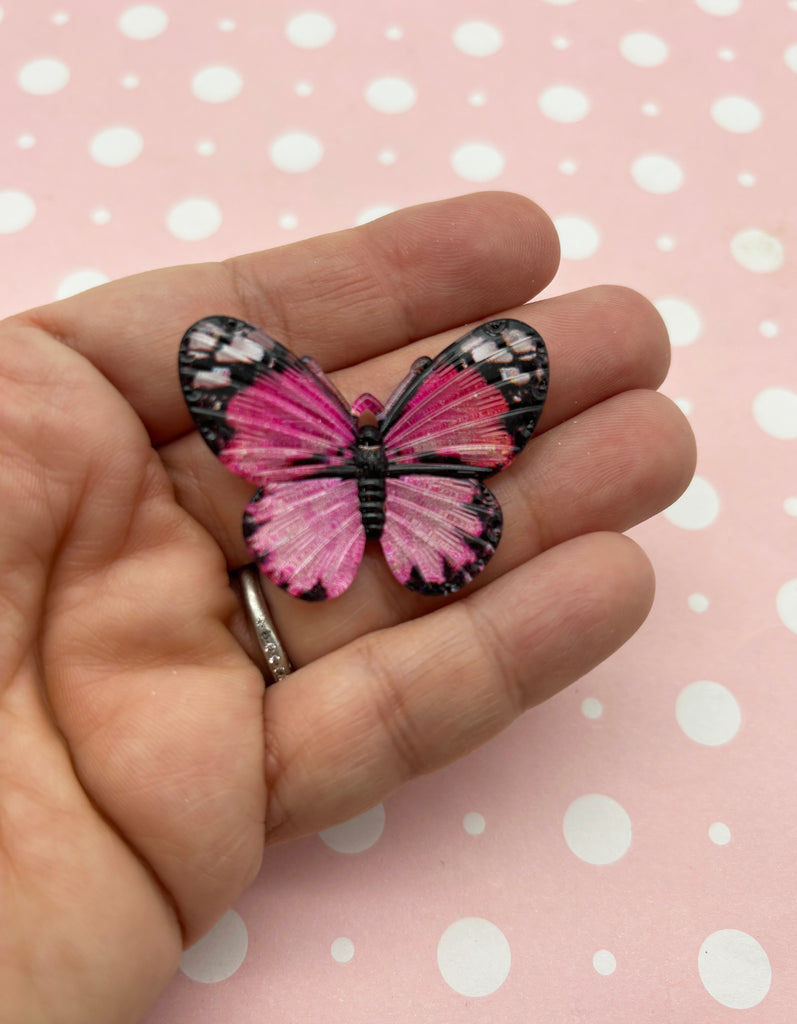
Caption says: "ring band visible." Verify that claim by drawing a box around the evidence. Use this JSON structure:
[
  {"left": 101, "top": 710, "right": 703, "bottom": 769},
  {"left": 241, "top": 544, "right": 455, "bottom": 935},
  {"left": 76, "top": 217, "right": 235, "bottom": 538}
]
[{"left": 236, "top": 565, "right": 292, "bottom": 684}]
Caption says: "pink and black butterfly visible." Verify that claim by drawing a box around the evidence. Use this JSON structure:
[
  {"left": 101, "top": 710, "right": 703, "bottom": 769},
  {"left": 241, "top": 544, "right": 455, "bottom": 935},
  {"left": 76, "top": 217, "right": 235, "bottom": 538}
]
[{"left": 178, "top": 316, "right": 549, "bottom": 601}]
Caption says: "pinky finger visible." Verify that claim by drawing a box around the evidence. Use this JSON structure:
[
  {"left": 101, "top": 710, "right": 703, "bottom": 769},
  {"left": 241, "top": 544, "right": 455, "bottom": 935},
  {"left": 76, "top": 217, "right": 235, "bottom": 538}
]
[{"left": 261, "top": 531, "right": 654, "bottom": 843}]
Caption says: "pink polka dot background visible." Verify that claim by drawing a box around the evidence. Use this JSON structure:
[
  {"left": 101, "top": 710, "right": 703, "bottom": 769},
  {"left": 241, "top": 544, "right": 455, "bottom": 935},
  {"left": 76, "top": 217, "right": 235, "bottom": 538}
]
[{"left": 3, "top": 0, "right": 796, "bottom": 1020}]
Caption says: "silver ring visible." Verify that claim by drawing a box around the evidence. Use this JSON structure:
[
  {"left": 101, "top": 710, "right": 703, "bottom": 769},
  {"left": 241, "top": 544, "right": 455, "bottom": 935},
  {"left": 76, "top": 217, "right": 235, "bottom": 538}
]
[{"left": 236, "top": 565, "right": 292, "bottom": 684}]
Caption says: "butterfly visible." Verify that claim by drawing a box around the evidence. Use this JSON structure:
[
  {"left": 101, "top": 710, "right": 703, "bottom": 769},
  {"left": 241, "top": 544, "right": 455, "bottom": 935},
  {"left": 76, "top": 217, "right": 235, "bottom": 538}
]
[{"left": 178, "top": 316, "right": 549, "bottom": 601}]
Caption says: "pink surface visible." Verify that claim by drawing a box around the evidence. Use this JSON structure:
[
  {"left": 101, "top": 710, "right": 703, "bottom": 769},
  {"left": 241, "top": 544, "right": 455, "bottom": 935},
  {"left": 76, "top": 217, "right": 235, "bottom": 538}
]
[{"left": 3, "top": 0, "right": 796, "bottom": 1020}]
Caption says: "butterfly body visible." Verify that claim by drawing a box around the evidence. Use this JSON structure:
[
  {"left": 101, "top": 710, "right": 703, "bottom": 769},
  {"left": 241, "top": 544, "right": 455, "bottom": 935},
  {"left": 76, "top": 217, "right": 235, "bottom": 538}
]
[
  {"left": 179, "top": 316, "right": 549, "bottom": 600},
  {"left": 352, "top": 422, "right": 388, "bottom": 540}
]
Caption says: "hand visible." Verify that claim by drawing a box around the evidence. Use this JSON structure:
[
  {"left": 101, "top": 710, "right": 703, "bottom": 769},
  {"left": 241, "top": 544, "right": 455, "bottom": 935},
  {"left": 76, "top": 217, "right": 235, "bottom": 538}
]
[{"left": 0, "top": 192, "right": 695, "bottom": 1023}]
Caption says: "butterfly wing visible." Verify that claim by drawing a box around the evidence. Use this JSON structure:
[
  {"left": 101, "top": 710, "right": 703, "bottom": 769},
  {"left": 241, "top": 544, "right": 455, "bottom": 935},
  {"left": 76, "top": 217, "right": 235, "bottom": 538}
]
[
  {"left": 179, "top": 315, "right": 357, "bottom": 482},
  {"left": 244, "top": 478, "right": 365, "bottom": 600},
  {"left": 179, "top": 316, "right": 364, "bottom": 599},
  {"left": 381, "top": 318, "right": 549, "bottom": 473},
  {"left": 380, "top": 476, "right": 502, "bottom": 596},
  {"left": 379, "top": 319, "right": 548, "bottom": 595}
]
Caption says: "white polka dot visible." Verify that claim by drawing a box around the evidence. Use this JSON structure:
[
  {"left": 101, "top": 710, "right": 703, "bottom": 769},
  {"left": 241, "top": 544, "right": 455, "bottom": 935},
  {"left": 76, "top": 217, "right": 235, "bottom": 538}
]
[
  {"left": 355, "top": 206, "right": 395, "bottom": 225},
  {"left": 709, "top": 822, "right": 731, "bottom": 845},
  {"left": 191, "top": 66, "right": 243, "bottom": 103},
  {"left": 331, "top": 937, "right": 355, "bottom": 963},
  {"left": 654, "top": 297, "right": 702, "bottom": 347},
  {"left": 17, "top": 134, "right": 36, "bottom": 149},
  {"left": 180, "top": 910, "right": 248, "bottom": 983},
  {"left": 538, "top": 84, "right": 591, "bottom": 123},
  {"left": 552, "top": 35, "right": 571, "bottom": 49},
  {"left": 696, "top": 0, "right": 740, "bottom": 12},
  {"left": 195, "top": 138, "right": 216, "bottom": 156},
  {"left": 295, "top": 81, "right": 313, "bottom": 97},
  {"left": 269, "top": 132, "right": 323, "bottom": 173},
  {"left": 452, "top": 20, "right": 503, "bottom": 57},
  {"left": 90, "top": 207, "right": 111, "bottom": 225},
  {"left": 753, "top": 387, "right": 797, "bottom": 439},
  {"left": 468, "top": 90, "right": 487, "bottom": 106},
  {"left": 581, "top": 697, "right": 603, "bottom": 719},
  {"left": 385, "top": 25, "right": 403, "bottom": 40},
  {"left": 688, "top": 593, "right": 710, "bottom": 613},
  {"left": 285, "top": 12, "right": 336, "bottom": 48},
  {"left": 51, "top": 11, "right": 69, "bottom": 25},
  {"left": 543, "top": 0, "right": 577, "bottom": 5},
  {"left": 674, "top": 397, "right": 692, "bottom": 415},
  {"left": 620, "top": 32, "right": 669, "bottom": 67},
  {"left": 785, "top": 44, "right": 797, "bottom": 73},
  {"left": 738, "top": 171, "right": 756, "bottom": 187},
  {"left": 759, "top": 319, "right": 779, "bottom": 338},
  {"left": 631, "top": 153, "right": 685, "bottom": 194},
  {"left": 279, "top": 212, "right": 298, "bottom": 229},
  {"left": 463, "top": 812, "right": 486, "bottom": 835},
  {"left": 641, "top": 101, "right": 661, "bottom": 116},
  {"left": 555, "top": 215, "right": 600, "bottom": 260},
  {"left": 118, "top": 5, "right": 168, "bottom": 40},
  {"left": 320, "top": 804, "right": 385, "bottom": 852},
  {"left": 656, "top": 235, "right": 677, "bottom": 251},
  {"left": 166, "top": 198, "right": 222, "bottom": 241},
  {"left": 437, "top": 918, "right": 511, "bottom": 996},
  {"left": 711, "top": 95, "right": 762, "bottom": 133},
  {"left": 218, "top": 18, "right": 236, "bottom": 32},
  {"left": 0, "top": 190, "right": 36, "bottom": 233},
  {"left": 593, "top": 950, "right": 617, "bottom": 975},
  {"left": 120, "top": 73, "right": 140, "bottom": 89},
  {"left": 558, "top": 158, "right": 579, "bottom": 175},
  {"left": 18, "top": 58, "right": 70, "bottom": 95},
  {"left": 563, "top": 794, "right": 632, "bottom": 865},
  {"left": 731, "top": 228, "right": 784, "bottom": 273},
  {"left": 377, "top": 147, "right": 397, "bottom": 165},
  {"left": 55, "top": 269, "right": 109, "bottom": 299},
  {"left": 676, "top": 681, "right": 741, "bottom": 746},
  {"left": 664, "top": 475, "right": 720, "bottom": 530},
  {"left": 89, "top": 126, "right": 143, "bottom": 167},
  {"left": 451, "top": 142, "right": 505, "bottom": 182},
  {"left": 718, "top": 47, "right": 736, "bottom": 61},
  {"left": 777, "top": 579, "right": 797, "bottom": 635},
  {"left": 698, "top": 930, "right": 771, "bottom": 1009},
  {"left": 0, "top": 6, "right": 4, "bottom": 22},
  {"left": 365, "top": 77, "right": 417, "bottom": 113},
  {"left": 784, "top": 497, "right": 797, "bottom": 517}
]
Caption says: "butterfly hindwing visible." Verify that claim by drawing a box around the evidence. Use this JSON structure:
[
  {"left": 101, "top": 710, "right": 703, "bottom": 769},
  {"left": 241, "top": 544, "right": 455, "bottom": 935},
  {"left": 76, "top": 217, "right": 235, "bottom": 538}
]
[
  {"left": 244, "top": 478, "right": 365, "bottom": 600},
  {"left": 381, "top": 318, "right": 549, "bottom": 473},
  {"left": 179, "top": 316, "right": 357, "bottom": 483},
  {"left": 380, "top": 475, "right": 502, "bottom": 595}
]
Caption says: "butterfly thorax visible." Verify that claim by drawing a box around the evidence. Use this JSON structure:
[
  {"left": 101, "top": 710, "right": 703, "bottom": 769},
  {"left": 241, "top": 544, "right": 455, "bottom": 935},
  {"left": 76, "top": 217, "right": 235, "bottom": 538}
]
[{"left": 353, "top": 423, "right": 388, "bottom": 540}]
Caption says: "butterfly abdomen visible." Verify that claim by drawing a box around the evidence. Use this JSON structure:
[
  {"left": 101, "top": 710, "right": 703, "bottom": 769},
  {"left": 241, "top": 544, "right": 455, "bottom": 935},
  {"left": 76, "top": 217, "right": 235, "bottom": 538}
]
[{"left": 354, "top": 424, "right": 388, "bottom": 541}]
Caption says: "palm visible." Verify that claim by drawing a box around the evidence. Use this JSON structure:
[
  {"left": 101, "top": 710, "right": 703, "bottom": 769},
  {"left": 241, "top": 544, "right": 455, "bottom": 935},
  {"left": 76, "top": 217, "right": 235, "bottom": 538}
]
[{"left": 0, "top": 193, "right": 694, "bottom": 1023}]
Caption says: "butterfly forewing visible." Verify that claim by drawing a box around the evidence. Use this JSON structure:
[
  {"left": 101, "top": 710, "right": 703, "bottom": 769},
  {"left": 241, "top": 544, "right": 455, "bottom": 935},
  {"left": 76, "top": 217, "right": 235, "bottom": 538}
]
[
  {"left": 179, "top": 316, "right": 357, "bottom": 483},
  {"left": 381, "top": 318, "right": 549, "bottom": 472}
]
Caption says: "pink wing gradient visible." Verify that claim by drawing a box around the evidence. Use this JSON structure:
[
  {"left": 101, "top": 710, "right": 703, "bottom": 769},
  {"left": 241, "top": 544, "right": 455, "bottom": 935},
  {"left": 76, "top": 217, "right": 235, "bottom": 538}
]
[
  {"left": 378, "top": 318, "right": 549, "bottom": 595},
  {"left": 179, "top": 316, "right": 549, "bottom": 601},
  {"left": 380, "top": 476, "right": 502, "bottom": 596},
  {"left": 179, "top": 316, "right": 363, "bottom": 600}
]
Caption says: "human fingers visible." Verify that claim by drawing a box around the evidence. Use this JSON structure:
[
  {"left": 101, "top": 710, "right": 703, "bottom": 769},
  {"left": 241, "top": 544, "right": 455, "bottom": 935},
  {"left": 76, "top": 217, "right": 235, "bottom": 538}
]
[
  {"left": 260, "top": 532, "right": 654, "bottom": 842},
  {"left": 18, "top": 192, "right": 560, "bottom": 444}
]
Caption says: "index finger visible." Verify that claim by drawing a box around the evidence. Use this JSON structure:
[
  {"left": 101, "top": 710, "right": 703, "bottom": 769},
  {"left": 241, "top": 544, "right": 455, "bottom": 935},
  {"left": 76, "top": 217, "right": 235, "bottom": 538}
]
[{"left": 15, "top": 192, "right": 560, "bottom": 444}]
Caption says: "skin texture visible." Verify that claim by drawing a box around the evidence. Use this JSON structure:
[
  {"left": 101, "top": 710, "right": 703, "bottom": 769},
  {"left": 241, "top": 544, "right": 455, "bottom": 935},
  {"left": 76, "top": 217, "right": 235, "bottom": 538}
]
[{"left": 0, "top": 192, "right": 695, "bottom": 1024}]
